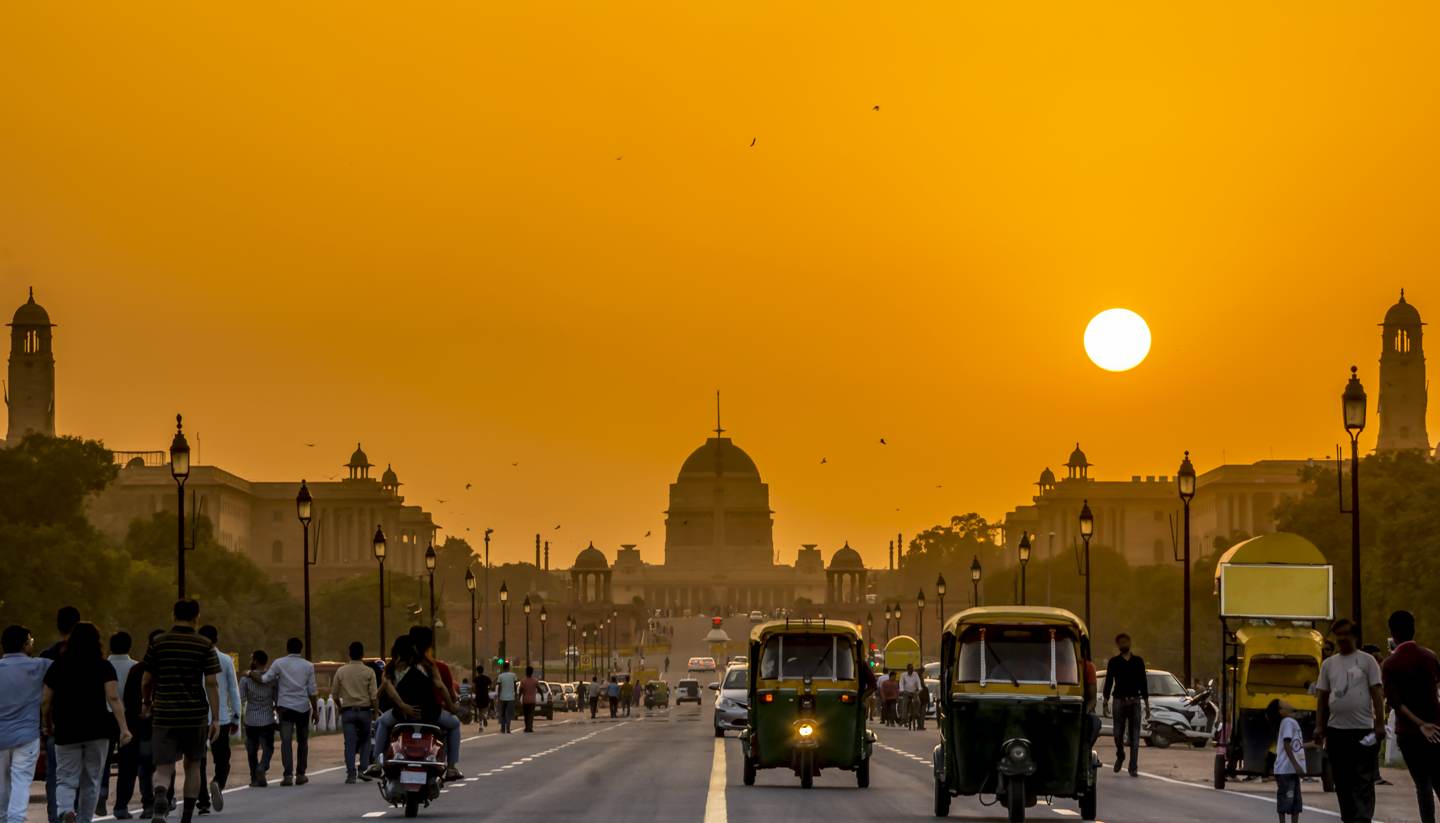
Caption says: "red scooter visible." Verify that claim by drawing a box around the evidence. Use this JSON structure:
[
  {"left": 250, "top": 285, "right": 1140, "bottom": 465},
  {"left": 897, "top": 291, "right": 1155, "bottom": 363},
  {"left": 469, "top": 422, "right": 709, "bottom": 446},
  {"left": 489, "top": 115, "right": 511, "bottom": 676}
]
[{"left": 378, "top": 723, "right": 447, "bottom": 817}]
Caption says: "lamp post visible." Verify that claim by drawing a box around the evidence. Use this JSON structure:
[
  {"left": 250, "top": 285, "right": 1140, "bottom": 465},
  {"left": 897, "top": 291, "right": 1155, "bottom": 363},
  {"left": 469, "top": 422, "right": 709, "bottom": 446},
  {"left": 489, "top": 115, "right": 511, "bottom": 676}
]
[
  {"left": 581, "top": 627, "right": 590, "bottom": 680},
  {"left": 970, "top": 557, "right": 982, "bottom": 606},
  {"left": 893, "top": 603, "right": 902, "bottom": 644},
  {"left": 565, "top": 615, "right": 575, "bottom": 681},
  {"left": 866, "top": 611, "right": 874, "bottom": 662},
  {"left": 425, "top": 544, "right": 438, "bottom": 630},
  {"left": 1342, "top": 366, "right": 1367, "bottom": 640},
  {"left": 611, "top": 608, "right": 619, "bottom": 669},
  {"left": 1018, "top": 532, "right": 1031, "bottom": 605},
  {"left": 916, "top": 590, "right": 926, "bottom": 659},
  {"left": 540, "top": 606, "right": 548, "bottom": 680},
  {"left": 482, "top": 529, "right": 492, "bottom": 661},
  {"left": 296, "top": 480, "right": 314, "bottom": 660},
  {"left": 499, "top": 582, "right": 509, "bottom": 662},
  {"left": 373, "top": 525, "right": 388, "bottom": 656},
  {"left": 523, "top": 596, "right": 533, "bottom": 668},
  {"left": 465, "top": 567, "right": 477, "bottom": 681},
  {"left": 935, "top": 574, "right": 947, "bottom": 640},
  {"left": 169, "top": 414, "right": 191, "bottom": 599},
  {"left": 882, "top": 605, "right": 892, "bottom": 643},
  {"left": 1079, "top": 500, "right": 1094, "bottom": 630},
  {"left": 1177, "top": 451, "right": 1197, "bottom": 685}
]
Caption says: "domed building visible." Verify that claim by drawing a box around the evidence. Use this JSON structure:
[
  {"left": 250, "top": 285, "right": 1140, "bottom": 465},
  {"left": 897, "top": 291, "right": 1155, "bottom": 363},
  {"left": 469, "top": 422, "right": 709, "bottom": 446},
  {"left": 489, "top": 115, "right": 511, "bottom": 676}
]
[
  {"left": 1377, "top": 290, "right": 1430, "bottom": 453},
  {"left": 5, "top": 287, "right": 57, "bottom": 445}
]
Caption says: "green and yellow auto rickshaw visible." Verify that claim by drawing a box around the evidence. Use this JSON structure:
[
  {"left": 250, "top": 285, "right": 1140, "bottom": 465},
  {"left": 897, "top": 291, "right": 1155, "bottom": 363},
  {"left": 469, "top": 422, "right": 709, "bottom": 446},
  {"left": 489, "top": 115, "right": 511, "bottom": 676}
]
[
  {"left": 933, "top": 606, "right": 1098, "bottom": 822},
  {"left": 739, "top": 619, "right": 876, "bottom": 789}
]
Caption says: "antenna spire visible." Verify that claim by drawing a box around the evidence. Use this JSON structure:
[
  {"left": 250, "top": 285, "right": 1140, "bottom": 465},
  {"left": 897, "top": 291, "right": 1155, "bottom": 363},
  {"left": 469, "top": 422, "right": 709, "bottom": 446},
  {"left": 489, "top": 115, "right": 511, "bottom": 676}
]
[{"left": 714, "top": 390, "right": 724, "bottom": 437}]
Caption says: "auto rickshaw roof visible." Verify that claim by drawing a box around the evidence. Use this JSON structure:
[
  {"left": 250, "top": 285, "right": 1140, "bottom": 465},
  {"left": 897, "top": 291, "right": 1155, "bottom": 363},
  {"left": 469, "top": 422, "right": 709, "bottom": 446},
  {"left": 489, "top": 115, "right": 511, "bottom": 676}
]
[
  {"left": 943, "top": 605, "right": 1088, "bottom": 637},
  {"left": 749, "top": 618, "right": 863, "bottom": 644},
  {"left": 1213, "top": 533, "right": 1327, "bottom": 583}
]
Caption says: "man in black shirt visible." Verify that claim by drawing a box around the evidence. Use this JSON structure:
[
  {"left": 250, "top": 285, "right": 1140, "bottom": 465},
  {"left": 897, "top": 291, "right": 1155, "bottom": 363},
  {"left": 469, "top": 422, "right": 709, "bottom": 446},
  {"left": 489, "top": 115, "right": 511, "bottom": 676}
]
[{"left": 1102, "top": 632, "right": 1149, "bottom": 776}]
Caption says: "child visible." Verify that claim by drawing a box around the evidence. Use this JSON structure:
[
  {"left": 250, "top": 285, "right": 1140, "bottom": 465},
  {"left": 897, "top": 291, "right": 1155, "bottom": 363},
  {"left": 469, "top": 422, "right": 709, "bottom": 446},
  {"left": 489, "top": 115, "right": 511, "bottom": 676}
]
[{"left": 1267, "top": 698, "right": 1305, "bottom": 823}]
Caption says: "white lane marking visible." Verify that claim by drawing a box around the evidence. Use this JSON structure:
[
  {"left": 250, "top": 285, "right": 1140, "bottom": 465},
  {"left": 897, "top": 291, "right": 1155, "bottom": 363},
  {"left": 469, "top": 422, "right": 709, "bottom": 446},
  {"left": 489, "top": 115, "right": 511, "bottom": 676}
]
[
  {"left": 703, "top": 736, "right": 727, "bottom": 823},
  {"left": 1134, "top": 771, "right": 1363, "bottom": 821},
  {"left": 1052, "top": 810, "right": 1079, "bottom": 817},
  {"left": 362, "top": 813, "right": 387, "bottom": 818}
]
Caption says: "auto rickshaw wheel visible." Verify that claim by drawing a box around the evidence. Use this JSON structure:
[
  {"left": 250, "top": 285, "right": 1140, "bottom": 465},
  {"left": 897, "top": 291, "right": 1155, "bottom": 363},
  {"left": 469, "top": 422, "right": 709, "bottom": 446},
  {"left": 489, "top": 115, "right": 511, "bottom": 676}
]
[
  {"left": 856, "top": 756, "right": 869, "bottom": 788},
  {"left": 933, "top": 777, "right": 950, "bottom": 817},
  {"left": 1006, "top": 777, "right": 1026, "bottom": 822},
  {"left": 799, "top": 751, "right": 814, "bottom": 789},
  {"left": 743, "top": 754, "right": 756, "bottom": 786},
  {"left": 1212, "top": 755, "right": 1226, "bottom": 790},
  {"left": 1079, "top": 785, "right": 1097, "bottom": 821}
]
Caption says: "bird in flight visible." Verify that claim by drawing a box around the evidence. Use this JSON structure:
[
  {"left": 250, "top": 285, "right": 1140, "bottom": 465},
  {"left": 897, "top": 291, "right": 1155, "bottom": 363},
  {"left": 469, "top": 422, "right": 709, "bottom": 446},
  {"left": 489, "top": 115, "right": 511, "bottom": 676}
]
[
  {"left": 879, "top": 438, "right": 887, "bottom": 445},
  {"left": 820, "top": 457, "right": 827, "bottom": 464},
  {"left": 465, "top": 483, "right": 472, "bottom": 490},
  {"left": 643, "top": 530, "right": 651, "bottom": 538},
  {"left": 437, "top": 499, "right": 448, "bottom": 505},
  {"left": 616, "top": 155, "right": 623, "bottom": 160},
  {"left": 554, "top": 524, "right": 562, "bottom": 530},
  {"left": 749, "top": 137, "right": 756, "bottom": 147},
  {"left": 304, "top": 443, "right": 316, "bottom": 448},
  {"left": 511, "top": 462, "right": 519, "bottom": 467},
  {"left": 872, "top": 105, "right": 880, "bottom": 111}
]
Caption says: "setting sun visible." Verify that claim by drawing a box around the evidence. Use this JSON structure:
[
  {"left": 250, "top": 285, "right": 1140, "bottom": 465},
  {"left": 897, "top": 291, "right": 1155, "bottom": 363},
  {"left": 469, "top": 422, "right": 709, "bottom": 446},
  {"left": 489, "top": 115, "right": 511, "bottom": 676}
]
[{"left": 1084, "top": 308, "right": 1152, "bottom": 372}]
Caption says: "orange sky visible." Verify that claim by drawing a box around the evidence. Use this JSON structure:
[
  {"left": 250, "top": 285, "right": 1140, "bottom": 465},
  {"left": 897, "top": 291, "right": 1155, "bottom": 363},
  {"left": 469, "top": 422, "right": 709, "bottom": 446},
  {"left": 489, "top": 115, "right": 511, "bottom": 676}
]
[{"left": 4, "top": 3, "right": 1439, "bottom": 568}]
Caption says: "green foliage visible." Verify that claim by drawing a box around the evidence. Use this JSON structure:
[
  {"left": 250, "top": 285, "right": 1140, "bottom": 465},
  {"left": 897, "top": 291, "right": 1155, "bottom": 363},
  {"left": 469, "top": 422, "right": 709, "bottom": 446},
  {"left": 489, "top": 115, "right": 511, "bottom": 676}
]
[{"left": 0, "top": 435, "right": 117, "bottom": 528}]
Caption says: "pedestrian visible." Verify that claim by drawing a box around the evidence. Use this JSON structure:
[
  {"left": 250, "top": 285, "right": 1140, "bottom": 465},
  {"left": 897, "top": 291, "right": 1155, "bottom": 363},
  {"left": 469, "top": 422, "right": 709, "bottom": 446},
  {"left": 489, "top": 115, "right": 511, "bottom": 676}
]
[
  {"left": 259, "top": 638, "right": 316, "bottom": 787},
  {"left": 0, "top": 624, "right": 52, "bottom": 823},
  {"left": 95, "top": 632, "right": 138, "bottom": 819},
  {"left": 1381, "top": 609, "right": 1440, "bottom": 823},
  {"left": 43, "top": 622, "right": 133, "bottom": 823},
  {"left": 519, "top": 666, "right": 540, "bottom": 733},
  {"left": 472, "top": 666, "right": 491, "bottom": 731},
  {"left": 114, "top": 630, "right": 163, "bottom": 819},
  {"left": 663, "top": 656, "right": 670, "bottom": 674},
  {"left": 495, "top": 662, "right": 518, "bottom": 734},
  {"left": 1103, "top": 633, "right": 1149, "bottom": 777},
  {"left": 194, "top": 625, "right": 238, "bottom": 815},
  {"left": 237, "top": 651, "right": 275, "bottom": 788},
  {"left": 607, "top": 677, "right": 619, "bottom": 718},
  {"left": 1316, "top": 618, "right": 1386, "bottom": 823},
  {"left": 405, "top": 628, "right": 463, "bottom": 781},
  {"left": 41, "top": 606, "right": 82, "bottom": 823},
  {"left": 332, "top": 642, "right": 378, "bottom": 784},
  {"left": 141, "top": 600, "right": 221, "bottom": 823},
  {"left": 879, "top": 671, "right": 898, "bottom": 726},
  {"left": 1268, "top": 698, "right": 1305, "bottom": 823},
  {"left": 619, "top": 678, "right": 633, "bottom": 717},
  {"left": 587, "top": 676, "right": 599, "bottom": 719}
]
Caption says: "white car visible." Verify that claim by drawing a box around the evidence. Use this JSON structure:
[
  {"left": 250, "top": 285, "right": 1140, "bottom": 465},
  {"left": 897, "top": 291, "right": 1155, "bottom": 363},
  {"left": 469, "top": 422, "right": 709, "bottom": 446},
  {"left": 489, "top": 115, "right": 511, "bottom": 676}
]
[
  {"left": 712, "top": 665, "right": 748, "bottom": 736},
  {"left": 688, "top": 656, "right": 717, "bottom": 673},
  {"left": 1096, "top": 668, "right": 1190, "bottom": 743},
  {"left": 748, "top": 610, "right": 765, "bottom": 622}
]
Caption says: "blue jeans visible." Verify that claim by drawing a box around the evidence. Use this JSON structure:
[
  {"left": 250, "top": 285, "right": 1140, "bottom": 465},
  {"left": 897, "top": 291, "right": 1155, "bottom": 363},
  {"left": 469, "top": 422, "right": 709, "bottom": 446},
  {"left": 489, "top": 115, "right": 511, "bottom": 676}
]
[
  {"left": 340, "top": 709, "right": 373, "bottom": 778},
  {"left": 54, "top": 738, "right": 107, "bottom": 823},
  {"left": 0, "top": 739, "right": 41, "bottom": 823}
]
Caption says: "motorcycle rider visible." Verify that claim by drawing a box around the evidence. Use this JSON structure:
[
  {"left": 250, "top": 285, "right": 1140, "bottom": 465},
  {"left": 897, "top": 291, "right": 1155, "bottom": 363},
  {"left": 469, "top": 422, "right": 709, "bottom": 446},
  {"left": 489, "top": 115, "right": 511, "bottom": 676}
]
[{"left": 363, "top": 637, "right": 461, "bottom": 782}]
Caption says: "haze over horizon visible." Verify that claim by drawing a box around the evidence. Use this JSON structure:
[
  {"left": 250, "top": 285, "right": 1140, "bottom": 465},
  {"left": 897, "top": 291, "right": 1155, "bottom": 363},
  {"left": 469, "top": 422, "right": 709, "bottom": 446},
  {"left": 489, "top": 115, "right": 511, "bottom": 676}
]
[{"left": 4, "top": 3, "right": 1439, "bottom": 567}]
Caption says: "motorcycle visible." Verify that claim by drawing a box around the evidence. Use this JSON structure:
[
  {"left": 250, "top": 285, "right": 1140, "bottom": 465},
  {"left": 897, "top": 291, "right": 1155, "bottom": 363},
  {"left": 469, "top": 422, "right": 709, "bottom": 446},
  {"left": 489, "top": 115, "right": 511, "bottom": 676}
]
[
  {"left": 378, "top": 722, "right": 447, "bottom": 818},
  {"left": 1146, "top": 681, "right": 1218, "bottom": 749}
]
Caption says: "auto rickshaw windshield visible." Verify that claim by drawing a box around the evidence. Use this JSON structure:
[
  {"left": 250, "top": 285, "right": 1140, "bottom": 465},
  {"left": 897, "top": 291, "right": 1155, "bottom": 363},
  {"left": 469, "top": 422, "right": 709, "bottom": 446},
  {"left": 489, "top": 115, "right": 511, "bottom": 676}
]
[
  {"left": 759, "top": 635, "right": 856, "bottom": 680},
  {"left": 956, "top": 626, "right": 1079, "bottom": 685}
]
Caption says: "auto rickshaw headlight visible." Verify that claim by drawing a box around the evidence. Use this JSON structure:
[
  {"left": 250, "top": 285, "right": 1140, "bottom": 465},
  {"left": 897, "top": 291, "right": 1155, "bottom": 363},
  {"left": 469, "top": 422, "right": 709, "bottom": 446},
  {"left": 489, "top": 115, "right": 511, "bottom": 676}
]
[
  {"left": 797, "top": 721, "right": 817, "bottom": 739},
  {"left": 1008, "top": 743, "right": 1029, "bottom": 762}
]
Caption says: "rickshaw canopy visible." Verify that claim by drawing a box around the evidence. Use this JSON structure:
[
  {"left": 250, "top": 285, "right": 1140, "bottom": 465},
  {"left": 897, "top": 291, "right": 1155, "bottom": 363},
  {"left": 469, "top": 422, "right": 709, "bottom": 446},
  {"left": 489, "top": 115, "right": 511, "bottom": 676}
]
[{"left": 942, "top": 605, "right": 1089, "bottom": 639}]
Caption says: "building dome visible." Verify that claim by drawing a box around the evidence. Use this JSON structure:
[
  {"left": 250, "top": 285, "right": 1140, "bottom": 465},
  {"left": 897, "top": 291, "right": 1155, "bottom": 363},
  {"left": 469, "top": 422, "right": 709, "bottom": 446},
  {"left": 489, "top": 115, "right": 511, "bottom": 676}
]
[
  {"left": 677, "top": 437, "right": 760, "bottom": 479},
  {"left": 573, "top": 542, "right": 609, "bottom": 570},
  {"left": 380, "top": 464, "right": 399, "bottom": 486},
  {"left": 1038, "top": 467, "right": 1056, "bottom": 485},
  {"left": 1067, "top": 443, "right": 1089, "bottom": 468},
  {"left": 347, "top": 442, "right": 372, "bottom": 469},
  {"left": 829, "top": 543, "right": 864, "bottom": 570},
  {"left": 1384, "top": 290, "right": 1422, "bottom": 326},
  {"left": 10, "top": 288, "right": 52, "bottom": 327}
]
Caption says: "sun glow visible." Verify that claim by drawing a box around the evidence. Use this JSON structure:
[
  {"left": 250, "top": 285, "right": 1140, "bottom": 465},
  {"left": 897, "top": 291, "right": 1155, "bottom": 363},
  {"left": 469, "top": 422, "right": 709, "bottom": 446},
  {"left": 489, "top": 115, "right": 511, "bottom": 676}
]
[{"left": 1084, "top": 309, "right": 1152, "bottom": 372}]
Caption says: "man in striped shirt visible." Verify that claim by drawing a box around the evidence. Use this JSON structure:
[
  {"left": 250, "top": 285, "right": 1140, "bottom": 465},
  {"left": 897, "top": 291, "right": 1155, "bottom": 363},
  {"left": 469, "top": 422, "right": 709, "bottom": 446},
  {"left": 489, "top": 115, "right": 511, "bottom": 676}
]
[{"left": 140, "top": 600, "right": 220, "bottom": 823}]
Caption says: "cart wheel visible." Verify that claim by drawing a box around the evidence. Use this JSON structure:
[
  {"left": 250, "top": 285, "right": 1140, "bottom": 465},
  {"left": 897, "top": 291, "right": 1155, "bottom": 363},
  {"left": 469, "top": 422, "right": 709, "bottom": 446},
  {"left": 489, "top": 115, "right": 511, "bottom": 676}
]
[
  {"left": 856, "top": 756, "right": 869, "bottom": 788},
  {"left": 1079, "top": 786, "right": 1097, "bottom": 821},
  {"left": 743, "top": 754, "right": 756, "bottom": 786},
  {"left": 1321, "top": 754, "right": 1335, "bottom": 793},
  {"left": 1212, "top": 755, "right": 1226, "bottom": 790},
  {"left": 1006, "top": 777, "right": 1026, "bottom": 822},
  {"left": 933, "top": 777, "right": 950, "bottom": 817},
  {"left": 1150, "top": 726, "right": 1175, "bottom": 749}
]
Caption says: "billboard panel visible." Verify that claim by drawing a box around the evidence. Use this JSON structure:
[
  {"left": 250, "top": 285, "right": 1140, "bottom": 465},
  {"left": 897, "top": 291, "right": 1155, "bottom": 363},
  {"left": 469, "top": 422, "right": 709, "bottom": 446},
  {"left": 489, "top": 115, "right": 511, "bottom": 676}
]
[{"left": 1219, "top": 564, "right": 1333, "bottom": 620}]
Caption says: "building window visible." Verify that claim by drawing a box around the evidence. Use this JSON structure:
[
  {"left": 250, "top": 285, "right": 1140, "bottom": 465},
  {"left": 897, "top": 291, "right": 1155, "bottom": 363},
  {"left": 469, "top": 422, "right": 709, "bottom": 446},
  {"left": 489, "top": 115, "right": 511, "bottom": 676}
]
[
  {"left": 1395, "top": 329, "right": 1411, "bottom": 354},
  {"left": 272, "top": 540, "right": 284, "bottom": 563}
]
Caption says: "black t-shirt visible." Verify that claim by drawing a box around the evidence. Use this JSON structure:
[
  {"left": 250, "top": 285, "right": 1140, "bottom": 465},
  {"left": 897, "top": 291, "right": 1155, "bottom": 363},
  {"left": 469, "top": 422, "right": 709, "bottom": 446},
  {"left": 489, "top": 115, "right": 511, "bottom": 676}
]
[
  {"left": 44, "top": 657, "right": 118, "bottom": 745},
  {"left": 123, "top": 661, "right": 151, "bottom": 739},
  {"left": 392, "top": 666, "right": 440, "bottom": 724},
  {"left": 474, "top": 674, "right": 492, "bottom": 707}
]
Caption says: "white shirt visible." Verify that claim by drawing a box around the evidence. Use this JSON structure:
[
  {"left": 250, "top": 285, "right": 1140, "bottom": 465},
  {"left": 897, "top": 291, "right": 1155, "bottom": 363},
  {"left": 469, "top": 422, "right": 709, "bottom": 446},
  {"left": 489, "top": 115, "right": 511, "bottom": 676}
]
[
  {"left": 207, "top": 649, "right": 242, "bottom": 725},
  {"left": 899, "top": 671, "right": 923, "bottom": 694},
  {"left": 1274, "top": 716, "right": 1306, "bottom": 775},
  {"left": 106, "top": 655, "right": 137, "bottom": 715},
  {"left": 1316, "top": 650, "right": 1382, "bottom": 730},
  {"left": 262, "top": 654, "right": 317, "bottom": 714}
]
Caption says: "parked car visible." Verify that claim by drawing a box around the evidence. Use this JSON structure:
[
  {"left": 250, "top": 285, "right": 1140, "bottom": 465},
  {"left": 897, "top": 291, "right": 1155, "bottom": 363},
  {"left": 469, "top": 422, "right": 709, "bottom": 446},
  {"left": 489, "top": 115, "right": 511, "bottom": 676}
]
[
  {"left": 535, "top": 680, "right": 555, "bottom": 720},
  {"left": 924, "top": 678, "right": 940, "bottom": 719},
  {"left": 1096, "top": 668, "right": 1191, "bottom": 742},
  {"left": 560, "top": 682, "right": 578, "bottom": 711},
  {"left": 712, "top": 664, "right": 748, "bottom": 736},
  {"left": 675, "top": 678, "right": 703, "bottom": 705}
]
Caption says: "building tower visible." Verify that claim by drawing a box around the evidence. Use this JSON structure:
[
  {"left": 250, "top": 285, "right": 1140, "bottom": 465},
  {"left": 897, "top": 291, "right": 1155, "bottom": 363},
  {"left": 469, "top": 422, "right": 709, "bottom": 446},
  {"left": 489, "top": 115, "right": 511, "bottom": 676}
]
[
  {"left": 5, "top": 288, "right": 56, "bottom": 444},
  {"left": 1376, "top": 290, "right": 1429, "bottom": 452}
]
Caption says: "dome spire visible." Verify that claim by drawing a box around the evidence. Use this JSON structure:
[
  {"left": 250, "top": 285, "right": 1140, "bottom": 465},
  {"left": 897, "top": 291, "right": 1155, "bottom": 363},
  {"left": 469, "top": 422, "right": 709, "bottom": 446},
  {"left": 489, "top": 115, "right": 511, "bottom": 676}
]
[{"left": 714, "top": 389, "right": 724, "bottom": 437}]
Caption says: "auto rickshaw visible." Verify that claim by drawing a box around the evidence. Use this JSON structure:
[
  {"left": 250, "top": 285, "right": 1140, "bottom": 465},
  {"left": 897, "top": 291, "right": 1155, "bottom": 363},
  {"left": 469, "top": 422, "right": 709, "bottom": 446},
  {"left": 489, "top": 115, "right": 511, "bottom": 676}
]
[
  {"left": 1213, "top": 533, "right": 1333, "bottom": 791},
  {"left": 739, "top": 618, "right": 875, "bottom": 789},
  {"left": 933, "top": 606, "right": 1098, "bottom": 822}
]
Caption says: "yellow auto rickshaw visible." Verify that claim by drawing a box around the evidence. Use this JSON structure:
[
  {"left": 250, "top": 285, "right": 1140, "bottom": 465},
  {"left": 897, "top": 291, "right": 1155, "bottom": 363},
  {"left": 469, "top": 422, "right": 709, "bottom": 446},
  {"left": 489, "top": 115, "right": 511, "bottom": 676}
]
[
  {"left": 739, "top": 618, "right": 875, "bottom": 789},
  {"left": 1213, "top": 533, "right": 1333, "bottom": 791},
  {"left": 933, "top": 606, "right": 1098, "bottom": 822}
]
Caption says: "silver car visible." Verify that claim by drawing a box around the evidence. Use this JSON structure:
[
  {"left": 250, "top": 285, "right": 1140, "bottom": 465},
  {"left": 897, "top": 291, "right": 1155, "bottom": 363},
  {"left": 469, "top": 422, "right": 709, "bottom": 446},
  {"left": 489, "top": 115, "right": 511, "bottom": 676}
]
[{"left": 712, "top": 664, "right": 748, "bottom": 737}]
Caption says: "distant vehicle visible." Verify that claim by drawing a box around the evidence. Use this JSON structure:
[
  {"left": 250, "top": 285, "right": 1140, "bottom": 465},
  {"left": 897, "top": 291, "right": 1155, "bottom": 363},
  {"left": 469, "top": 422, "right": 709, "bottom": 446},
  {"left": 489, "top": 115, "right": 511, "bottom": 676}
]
[
  {"left": 924, "top": 678, "right": 941, "bottom": 719},
  {"left": 560, "top": 682, "right": 578, "bottom": 711},
  {"left": 535, "top": 681, "right": 555, "bottom": 720},
  {"left": 547, "top": 682, "right": 573, "bottom": 712},
  {"left": 676, "top": 678, "right": 703, "bottom": 705},
  {"left": 688, "top": 656, "right": 717, "bottom": 672},
  {"left": 729, "top": 655, "right": 747, "bottom": 666},
  {"left": 713, "top": 664, "right": 749, "bottom": 736},
  {"left": 1096, "top": 669, "right": 1189, "bottom": 742},
  {"left": 748, "top": 610, "right": 765, "bottom": 622}
]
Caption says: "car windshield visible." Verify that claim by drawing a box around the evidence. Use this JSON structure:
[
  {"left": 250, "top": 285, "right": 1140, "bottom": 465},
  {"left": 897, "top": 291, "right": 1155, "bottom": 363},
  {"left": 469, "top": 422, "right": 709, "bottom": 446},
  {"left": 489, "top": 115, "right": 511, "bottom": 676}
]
[
  {"left": 723, "top": 668, "right": 748, "bottom": 689},
  {"left": 759, "top": 635, "right": 856, "bottom": 680},
  {"left": 956, "top": 625, "right": 1079, "bottom": 685},
  {"left": 1147, "top": 673, "right": 1187, "bottom": 696}
]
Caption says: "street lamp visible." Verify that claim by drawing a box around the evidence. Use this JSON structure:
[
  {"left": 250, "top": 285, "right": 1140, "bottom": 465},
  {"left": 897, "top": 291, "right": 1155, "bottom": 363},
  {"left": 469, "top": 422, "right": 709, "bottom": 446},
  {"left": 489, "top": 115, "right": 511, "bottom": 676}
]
[
  {"left": 373, "top": 525, "right": 388, "bottom": 657},
  {"left": 1342, "top": 365, "right": 1367, "bottom": 640},
  {"left": 970, "top": 556, "right": 982, "bottom": 606},
  {"left": 465, "top": 567, "right": 477, "bottom": 682},
  {"left": 611, "top": 608, "right": 619, "bottom": 669},
  {"left": 916, "top": 589, "right": 926, "bottom": 658},
  {"left": 1177, "top": 450, "right": 1197, "bottom": 685},
  {"left": 169, "top": 414, "right": 191, "bottom": 599},
  {"left": 581, "top": 627, "right": 590, "bottom": 680},
  {"left": 523, "top": 596, "right": 532, "bottom": 668},
  {"left": 425, "top": 544, "right": 438, "bottom": 630},
  {"left": 499, "top": 581, "right": 509, "bottom": 661},
  {"left": 296, "top": 480, "right": 314, "bottom": 660},
  {"left": 540, "top": 606, "right": 548, "bottom": 680},
  {"left": 935, "top": 574, "right": 947, "bottom": 640},
  {"left": 1079, "top": 500, "right": 1095, "bottom": 630},
  {"left": 1018, "top": 532, "right": 1032, "bottom": 605},
  {"left": 482, "top": 529, "right": 492, "bottom": 661},
  {"left": 882, "top": 605, "right": 892, "bottom": 642},
  {"left": 565, "top": 615, "right": 575, "bottom": 680}
]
